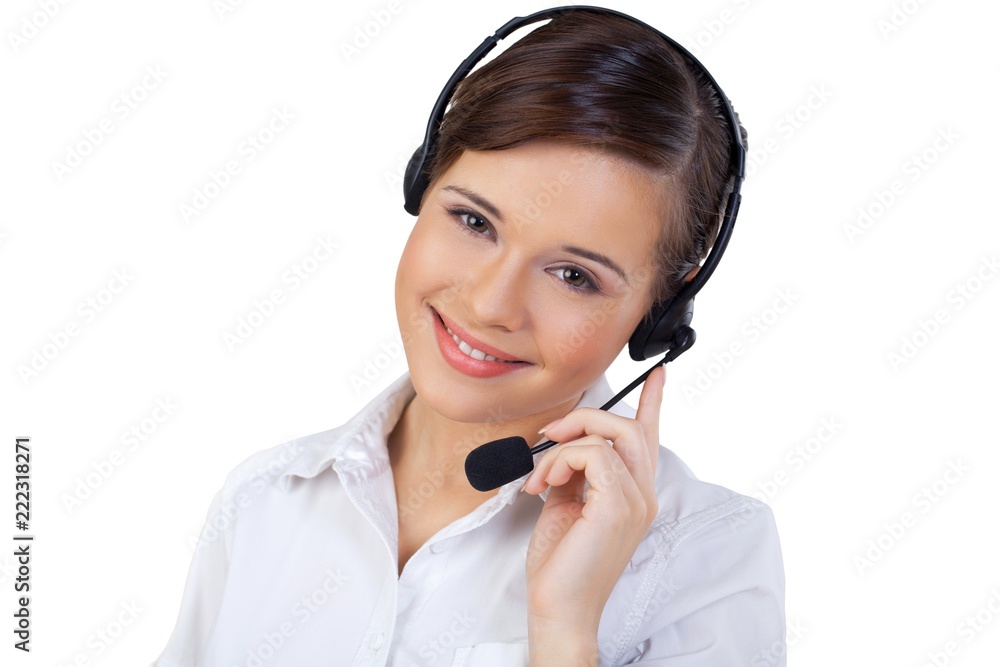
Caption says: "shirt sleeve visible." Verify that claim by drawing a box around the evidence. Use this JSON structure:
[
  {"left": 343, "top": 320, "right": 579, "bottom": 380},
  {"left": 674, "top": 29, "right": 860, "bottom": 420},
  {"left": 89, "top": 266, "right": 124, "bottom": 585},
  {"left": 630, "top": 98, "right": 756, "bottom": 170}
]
[
  {"left": 624, "top": 500, "right": 786, "bottom": 666},
  {"left": 150, "top": 483, "right": 233, "bottom": 667}
]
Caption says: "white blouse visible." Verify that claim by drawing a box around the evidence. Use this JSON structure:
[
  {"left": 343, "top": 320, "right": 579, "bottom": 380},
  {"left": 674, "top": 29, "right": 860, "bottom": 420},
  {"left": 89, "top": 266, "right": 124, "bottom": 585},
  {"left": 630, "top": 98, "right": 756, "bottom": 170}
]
[{"left": 152, "top": 370, "right": 785, "bottom": 666}]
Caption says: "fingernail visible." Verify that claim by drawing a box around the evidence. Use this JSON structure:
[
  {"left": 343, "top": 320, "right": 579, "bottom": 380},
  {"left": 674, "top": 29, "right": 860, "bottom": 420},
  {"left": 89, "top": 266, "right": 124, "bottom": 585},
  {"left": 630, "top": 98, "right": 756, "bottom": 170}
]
[{"left": 538, "top": 418, "right": 562, "bottom": 435}]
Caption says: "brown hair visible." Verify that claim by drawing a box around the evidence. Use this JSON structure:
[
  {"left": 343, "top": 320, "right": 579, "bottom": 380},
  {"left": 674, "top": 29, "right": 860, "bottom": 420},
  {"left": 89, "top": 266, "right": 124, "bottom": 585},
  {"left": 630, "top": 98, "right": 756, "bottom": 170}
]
[{"left": 421, "top": 9, "right": 747, "bottom": 312}]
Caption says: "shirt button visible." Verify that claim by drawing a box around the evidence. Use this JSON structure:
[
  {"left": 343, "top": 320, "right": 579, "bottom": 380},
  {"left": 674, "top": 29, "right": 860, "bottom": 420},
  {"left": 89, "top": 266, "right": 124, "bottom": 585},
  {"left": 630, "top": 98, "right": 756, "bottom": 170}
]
[
  {"left": 430, "top": 540, "right": 450, "bottom": 554},
  {"left": 370, "top": 632, "right": 384, "bottom": 650}
]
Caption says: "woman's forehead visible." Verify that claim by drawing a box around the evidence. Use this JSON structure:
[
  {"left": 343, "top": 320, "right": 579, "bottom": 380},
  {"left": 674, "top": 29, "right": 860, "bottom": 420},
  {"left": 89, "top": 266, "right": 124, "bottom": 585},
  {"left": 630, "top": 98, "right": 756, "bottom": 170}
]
[{"left": 440, "top": 142, "right": 666, "bottom": 249}]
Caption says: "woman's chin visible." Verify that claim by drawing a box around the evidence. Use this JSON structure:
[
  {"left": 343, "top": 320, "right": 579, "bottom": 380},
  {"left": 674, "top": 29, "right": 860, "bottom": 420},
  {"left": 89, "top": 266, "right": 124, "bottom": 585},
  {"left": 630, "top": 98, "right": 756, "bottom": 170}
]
[{"left": 410, "top": 372, "right": 517, "bottom": 426}]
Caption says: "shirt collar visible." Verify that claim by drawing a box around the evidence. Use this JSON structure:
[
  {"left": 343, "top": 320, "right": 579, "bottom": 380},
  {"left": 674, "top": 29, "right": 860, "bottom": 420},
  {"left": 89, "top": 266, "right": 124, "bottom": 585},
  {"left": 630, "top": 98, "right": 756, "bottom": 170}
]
[{"left": 277, "top": 369, "right": 621, "bottom": 498}]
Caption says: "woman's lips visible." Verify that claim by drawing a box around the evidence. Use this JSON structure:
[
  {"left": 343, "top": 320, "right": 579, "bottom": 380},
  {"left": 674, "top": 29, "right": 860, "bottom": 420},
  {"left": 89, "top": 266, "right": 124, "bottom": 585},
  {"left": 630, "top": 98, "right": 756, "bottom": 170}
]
[
  {"left": 433, "top": 308, "right": 526, "bottom": 362},
  {"left": 431, "top": 307, "right": 530, "bottom": 378}
]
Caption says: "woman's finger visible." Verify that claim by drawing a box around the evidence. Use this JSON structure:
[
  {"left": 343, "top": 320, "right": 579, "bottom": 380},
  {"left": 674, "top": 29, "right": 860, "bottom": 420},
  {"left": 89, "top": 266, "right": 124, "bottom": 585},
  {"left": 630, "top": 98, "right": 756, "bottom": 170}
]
[
  {"left": 634, "top": 363, "right": 665, "bottom": 471},
  {"left": 527, "top": 435, "right": 643, "bottom": 505},
  {"left": 534, "top": 440, "right": 647, "bottom": 518},
  {"left": 531, "top": 400, "right": 657, "bottom": 493}
]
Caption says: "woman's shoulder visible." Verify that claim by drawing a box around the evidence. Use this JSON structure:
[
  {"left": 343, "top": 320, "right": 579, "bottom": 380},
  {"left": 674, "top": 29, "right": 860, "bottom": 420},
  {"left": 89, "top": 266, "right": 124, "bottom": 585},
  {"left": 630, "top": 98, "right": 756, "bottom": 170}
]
[
  {"left": 603, "top": 392, "right": 778, "bottom": 550},
  {"left": 634, "top": 444, "right": 784, "bottom": 583},
  {"left": 215, "top": 374, "right": 415, "bottom": 496},
  {"left": 210, "top": 421, "right": 356, "bottom": 499},
  {"left": 602, "top": 389, "right": 777, "bottom": 547},
  {"left": 649, "top": 445, "right": 774, "bottom": 539},
  {"left": 596, "top": 446, "right": 785, "bottom": 663}
]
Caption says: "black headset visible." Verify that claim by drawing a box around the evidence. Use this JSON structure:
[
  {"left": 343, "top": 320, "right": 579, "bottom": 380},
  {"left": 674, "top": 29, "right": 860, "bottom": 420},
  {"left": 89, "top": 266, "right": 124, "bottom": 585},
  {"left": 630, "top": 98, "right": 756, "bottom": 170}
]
[{"left": 402, "top": 5, "right": 745, "bottom": 366}]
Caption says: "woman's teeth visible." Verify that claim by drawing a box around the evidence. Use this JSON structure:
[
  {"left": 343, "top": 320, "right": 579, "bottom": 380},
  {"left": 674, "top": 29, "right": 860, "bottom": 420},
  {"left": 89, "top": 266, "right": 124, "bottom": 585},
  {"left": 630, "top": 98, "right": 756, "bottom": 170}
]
[{"left": 445, "top": 326, "right": 517, "bottom": 363}]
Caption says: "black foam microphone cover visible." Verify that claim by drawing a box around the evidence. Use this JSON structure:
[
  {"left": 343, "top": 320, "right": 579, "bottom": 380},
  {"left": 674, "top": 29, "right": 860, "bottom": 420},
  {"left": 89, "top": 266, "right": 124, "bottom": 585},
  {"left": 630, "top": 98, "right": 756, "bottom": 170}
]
[{"left": 465, "top": 436, "right": 534, "bottom": 492}]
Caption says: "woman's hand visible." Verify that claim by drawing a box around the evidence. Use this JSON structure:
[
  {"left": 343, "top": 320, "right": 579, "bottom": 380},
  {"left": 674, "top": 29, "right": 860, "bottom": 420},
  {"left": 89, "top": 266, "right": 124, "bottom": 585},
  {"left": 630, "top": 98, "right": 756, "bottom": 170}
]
[{"left": 522, "top": 364, "right": 665, "bottom": 638}]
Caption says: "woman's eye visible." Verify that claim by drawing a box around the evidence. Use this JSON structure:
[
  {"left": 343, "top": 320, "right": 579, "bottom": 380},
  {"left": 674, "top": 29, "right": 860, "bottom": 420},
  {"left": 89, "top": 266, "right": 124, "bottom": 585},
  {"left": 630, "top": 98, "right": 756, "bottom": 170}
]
[
  {"left": 560, "top": 267, "right": 588, "bottom": 288},
  {"left": 557, "top": 267, "right": 598, "bottom": 293},
  {"left": 452, "top": 209, "right": 490, "bottom": 234}
]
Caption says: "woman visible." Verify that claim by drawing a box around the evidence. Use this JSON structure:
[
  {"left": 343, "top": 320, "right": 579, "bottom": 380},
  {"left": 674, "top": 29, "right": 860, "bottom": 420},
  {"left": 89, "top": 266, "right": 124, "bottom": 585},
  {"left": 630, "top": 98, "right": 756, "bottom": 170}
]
[{"left": 153, "top": 7, "right": 784, "bottom": 666}]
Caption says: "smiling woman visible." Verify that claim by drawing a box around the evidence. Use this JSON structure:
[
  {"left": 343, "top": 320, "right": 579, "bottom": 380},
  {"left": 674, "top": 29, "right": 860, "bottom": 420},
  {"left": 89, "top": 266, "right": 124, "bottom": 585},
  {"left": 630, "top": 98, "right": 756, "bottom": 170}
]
[{"left": 153, "top": 6, "right": 784, "bottom": 667}]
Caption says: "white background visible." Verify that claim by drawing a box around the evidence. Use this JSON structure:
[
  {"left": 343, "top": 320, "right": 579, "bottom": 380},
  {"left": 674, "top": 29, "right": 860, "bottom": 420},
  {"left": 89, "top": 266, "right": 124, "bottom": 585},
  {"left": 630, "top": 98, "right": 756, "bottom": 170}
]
[{"left": 2, "top": 0, "right": 998, "bottom": 665}]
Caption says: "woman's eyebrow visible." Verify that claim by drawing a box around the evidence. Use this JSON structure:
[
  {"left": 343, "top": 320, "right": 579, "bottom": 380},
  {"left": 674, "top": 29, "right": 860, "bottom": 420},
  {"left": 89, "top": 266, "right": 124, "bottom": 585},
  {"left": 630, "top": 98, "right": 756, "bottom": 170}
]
[
  {"left": 561, "top": 245, "right": 630, "bottom": 286},
  {"left": 442, "top": 185, "right": 506, "bottom": 223},
  {"left": 442, "top": 184, "right": 630, "bottom": 286}
]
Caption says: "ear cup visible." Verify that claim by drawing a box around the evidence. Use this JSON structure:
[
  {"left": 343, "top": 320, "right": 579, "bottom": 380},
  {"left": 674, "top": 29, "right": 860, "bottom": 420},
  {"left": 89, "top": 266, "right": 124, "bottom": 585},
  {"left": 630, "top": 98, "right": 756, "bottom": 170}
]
[
  {"left": 628, "top": 296, "right": 695, "bottom": 361},
  {"left": 403, "top": 145, "right": 429, "bottom": 216}
]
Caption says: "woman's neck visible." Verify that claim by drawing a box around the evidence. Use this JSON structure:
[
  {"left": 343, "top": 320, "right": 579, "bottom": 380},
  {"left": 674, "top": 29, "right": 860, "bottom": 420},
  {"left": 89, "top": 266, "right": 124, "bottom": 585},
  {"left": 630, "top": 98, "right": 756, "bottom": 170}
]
[{"left": 387, "top": 391, "right": 579, "bottom": 500}]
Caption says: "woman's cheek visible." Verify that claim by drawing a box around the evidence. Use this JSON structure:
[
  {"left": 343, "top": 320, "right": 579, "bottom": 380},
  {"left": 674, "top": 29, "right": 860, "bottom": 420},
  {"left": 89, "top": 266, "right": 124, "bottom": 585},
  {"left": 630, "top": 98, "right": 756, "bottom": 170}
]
[
  {"left": 410, "top": 221, "right": 454, "bottom": 283},
  {"left": 556, "top": 302, "right": 630, "bottom": 364},
  {"left": 546, "top": 312, "right": 592, "bottom": 366}
]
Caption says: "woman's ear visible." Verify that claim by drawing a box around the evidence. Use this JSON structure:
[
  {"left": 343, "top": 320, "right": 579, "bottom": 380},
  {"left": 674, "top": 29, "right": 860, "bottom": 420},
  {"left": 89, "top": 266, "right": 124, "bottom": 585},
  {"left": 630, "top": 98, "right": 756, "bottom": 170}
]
[{"left": 684, "top": 265, "right": 700, "bottom": 282}]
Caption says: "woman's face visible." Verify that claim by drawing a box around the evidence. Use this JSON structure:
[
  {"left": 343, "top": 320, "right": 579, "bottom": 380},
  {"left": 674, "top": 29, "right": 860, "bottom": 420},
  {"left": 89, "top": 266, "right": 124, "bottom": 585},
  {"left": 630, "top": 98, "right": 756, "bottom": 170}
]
[{"left": 394, "top": 140, "right": 665, "bottom": 425}]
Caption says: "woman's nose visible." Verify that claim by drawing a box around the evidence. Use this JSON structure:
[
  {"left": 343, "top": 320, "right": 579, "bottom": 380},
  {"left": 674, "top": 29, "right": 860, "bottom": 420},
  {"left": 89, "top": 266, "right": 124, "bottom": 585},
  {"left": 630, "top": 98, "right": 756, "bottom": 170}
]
[{"left": 461, "top": 252, "right": 527, "bottom": 332}]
